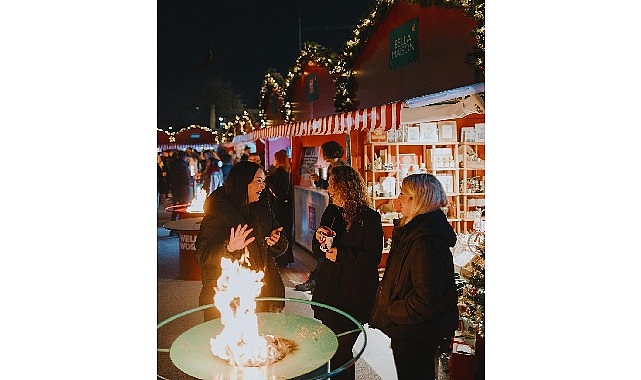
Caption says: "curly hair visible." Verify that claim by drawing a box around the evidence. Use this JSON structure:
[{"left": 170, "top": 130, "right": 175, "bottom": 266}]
[{"left": 328, "top": 165, "right": 370, "bottom": 231}]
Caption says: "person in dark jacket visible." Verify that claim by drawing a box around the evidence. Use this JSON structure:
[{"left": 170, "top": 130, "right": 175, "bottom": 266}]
[
  {"left": 166, "top": 150, "right": 191, "bottom": 221},
  {"left": 295, "top": 140, "right": 347, "bottom": 292},
  {"left": 266, "top": 150, "right": 294, "bottom": 268},
  {"left": 310, "top": 166, "right": 383, "bottom": 380},
  {"left": 195, "top": 161, "right": 288, "bottom": 322},
  {"left": 370, "top": 173, "right": 459, "bottom": 380}
]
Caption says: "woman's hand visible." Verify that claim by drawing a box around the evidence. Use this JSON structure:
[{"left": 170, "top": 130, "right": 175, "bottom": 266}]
[
  {"left": 227, "top": 224, "right": 255, "bottom": 252},
  {"left": 325, "top": 247, "right": 338, "bottom": 262},
  {"left": 315, "top": 226, "right": 332, "bottom": 242},
  {"left": 309, "top": 173, "right": 319, "bottom": 181},
  {"left": 265, "top": 227, "right": 283, "bottom": 246}
]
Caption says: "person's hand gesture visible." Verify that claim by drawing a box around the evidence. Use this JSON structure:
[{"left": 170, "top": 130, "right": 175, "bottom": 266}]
[
  {"left": 226, "top": 224, "right": 255, "bottom": 252},
  {"left": 265, "top": 227, "right": 283, "bottom": 246},
  {"left": 309, "top": 173, "right": 319, "bottom": 181}
]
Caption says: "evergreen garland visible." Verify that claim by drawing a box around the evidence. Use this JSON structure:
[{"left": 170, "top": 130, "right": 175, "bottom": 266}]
[
  {"left": 456, "top": 232, "right": 485, "bottom": 337},
  {"left": 280, "top": 42, "right": 339, "bottom": 123},
  {"left": 258, "top": 68, "right": 285, "bottom": 129}
]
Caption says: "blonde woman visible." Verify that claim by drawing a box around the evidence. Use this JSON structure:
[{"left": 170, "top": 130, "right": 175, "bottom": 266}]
[{"left": 370, "top": 173, "right": 459, "bottom": 380}]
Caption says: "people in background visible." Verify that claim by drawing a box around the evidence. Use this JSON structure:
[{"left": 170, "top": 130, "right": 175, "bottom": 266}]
[
  {"left": 266, "top": 150, "right": 294, "bottom": 268},
  {"left": 310, "top": 165, "right": 383, "bottom": 380},
  {"left": 240, "top": 145, "right": 251, "bottom": 161},
  {"left": 370, "top": 173, "right": 459, "bottom": 380},
  {"left": 157, "top": 153, "right": 169, "bottom": 206},
  {"left": 195, "top": 161, "right": 288, "bottom": 322},
  {"left": 248, "top": 152, "right": 262, "bottom": 166},
  {"left": 309, "top": 140, "right": 346, "bottom": 189},
  {"left": 202, "top": 155, "right": 223, "bottom": 196},
  {"left": 166, "top": 150, "right": 191, "bottom": 221},
  {"left": 295, "top": 140, "right": 347, "bottom": 292},
  {"left": 216, "top": 146, "right": 233, "bottom": 183}
]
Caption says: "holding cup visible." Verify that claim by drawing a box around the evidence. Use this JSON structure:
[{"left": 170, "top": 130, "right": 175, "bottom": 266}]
[{"left": 318, "top": 226, "right": 336, "bottom": 253}]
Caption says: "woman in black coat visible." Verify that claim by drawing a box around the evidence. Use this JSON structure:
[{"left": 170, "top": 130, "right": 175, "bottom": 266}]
[
  {"left": 310, "top": 166, "right": 383, "bottom": 380},
  {"left": 195, "top": 161, "right": 288, "bottom": 322},
  {"left": 265, "top": 150, "right": 294, "bottom": 268},
  {"left": 370, "top": 173, "right": 459, "bottom": 380}
]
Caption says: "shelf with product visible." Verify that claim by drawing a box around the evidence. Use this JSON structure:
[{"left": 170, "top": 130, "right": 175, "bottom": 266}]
[
  {"left": 362, "top": 119, "right": 485, "bottom": 235},
  {"left": 364, "top": 139, "right": 463, "bottom": 233},
  {"left": 458, "top": 141, "right": 485, "bottom": 233}
]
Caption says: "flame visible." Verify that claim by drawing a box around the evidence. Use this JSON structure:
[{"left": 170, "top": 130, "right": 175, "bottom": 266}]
[
  {"left": 186, "top": 187, "right": 207, "bottom": 213},
  {"left": 210, "top": 249, "right": 296, "bottom": 367}
]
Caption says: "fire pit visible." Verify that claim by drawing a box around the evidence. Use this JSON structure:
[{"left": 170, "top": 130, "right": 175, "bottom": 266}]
[
  {"left": 170, "top": 311, "right": 337, "bottom": 379},
  {"left": 158, "top": 298, "right": 368, "bottom": 379},
  {"left": 159, "top": 255, "right": 367, "bottom": 379}
]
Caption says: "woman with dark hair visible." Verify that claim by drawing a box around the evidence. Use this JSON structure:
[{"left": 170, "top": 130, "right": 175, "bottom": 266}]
[
  {"left": 370, "top": 173, "right": 459, "bottom": 380},
  {"left": 309, "top": 140, "right": 345, "bottom": 190},
  {"left": 195, "top": 161, "right": 288, "bottom": 322},
  {"left": 310, "top": 165, "right": 383, "bottom": 380},
  {"left": 266, "top": 150, "right": 294, "bottom": 268},
  {"left": 296, "top": 140, "right": 347, "bottom": 292}
]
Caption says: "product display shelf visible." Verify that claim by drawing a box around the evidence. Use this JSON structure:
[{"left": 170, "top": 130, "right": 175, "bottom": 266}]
[{"left": 459, "top": 142, "right": 485, "bottom": 233}]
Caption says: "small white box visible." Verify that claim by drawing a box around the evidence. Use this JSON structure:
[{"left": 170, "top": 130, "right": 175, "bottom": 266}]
[
  {"left": 419, "top": 122, "right": 439, "bottom": 143},
  {"left": 407, "top": 126, "right": 421, "bottom": 143},
  {"left": 474, "top": 123, "right": 485, "bottom": 142},
  {"left": 435, "top": 174, "right": 454, "bottom": 194}
]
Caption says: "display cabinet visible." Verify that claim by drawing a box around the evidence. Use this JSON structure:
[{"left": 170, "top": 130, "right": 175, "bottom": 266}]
[{"left": 363, "top": 139, "right": 484, "bottom": 234}]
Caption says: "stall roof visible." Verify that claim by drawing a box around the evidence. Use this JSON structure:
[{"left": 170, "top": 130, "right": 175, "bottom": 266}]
[
  {"left": 233, "top": 102, "right": 403, "bottom": 143},
  {"left": 400, "top": 83, "right": 484, "bottom": 124},
  {"left": 404, "top": 83, "right": 485, "bottom": 108},
  {"left": 232, "top": 83, "right": 484, "bottom": 143}
]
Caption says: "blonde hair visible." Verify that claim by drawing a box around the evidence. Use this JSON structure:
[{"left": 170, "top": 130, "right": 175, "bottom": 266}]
[{"left": 399, "top": 173, "right": 448, "bottom": 226}]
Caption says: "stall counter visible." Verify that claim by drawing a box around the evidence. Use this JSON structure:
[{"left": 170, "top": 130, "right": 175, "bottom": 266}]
[{"left": 293, "top": 185, "right": 329, "bottom": 252}]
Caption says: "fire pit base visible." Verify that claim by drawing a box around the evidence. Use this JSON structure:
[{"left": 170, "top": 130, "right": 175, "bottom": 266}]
[{"left": 170, "top": 312, "right": 338, "bottom": 379}]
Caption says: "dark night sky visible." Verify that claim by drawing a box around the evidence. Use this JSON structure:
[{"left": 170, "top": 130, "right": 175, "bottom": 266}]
[{"left": 157, "top": 0, "right": 371, "bottom": 130}]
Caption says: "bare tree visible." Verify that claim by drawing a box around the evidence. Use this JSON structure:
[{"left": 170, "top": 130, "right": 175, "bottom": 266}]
[{"left": 196, "top": 76, "right": 244, "bottom": 121}]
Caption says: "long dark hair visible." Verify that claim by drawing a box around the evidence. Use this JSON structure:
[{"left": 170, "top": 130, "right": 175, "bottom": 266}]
[{"left": 224, "top": 161, "right": 262, "bottom": 215}]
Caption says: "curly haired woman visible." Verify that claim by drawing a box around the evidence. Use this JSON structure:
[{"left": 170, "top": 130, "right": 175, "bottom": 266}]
[{"left": 310, "top": 165, "right": 383, "bottom": 380}]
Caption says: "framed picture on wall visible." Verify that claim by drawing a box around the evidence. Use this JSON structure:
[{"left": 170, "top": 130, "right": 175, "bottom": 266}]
[
  {"left": 437, "top": 121, "right": 458, "bottom": 143},
  {"left": 419, "top": 122, "right": 439, "bottom": 143},
  {"left": 407, "top": 125, "right": 421, "bottom": 143},
  {"left": 474, "top": 123, "right": 485, "bottom": 142},
  {"left": 461, "top": 127, "right": 476, "bottom": 142}
]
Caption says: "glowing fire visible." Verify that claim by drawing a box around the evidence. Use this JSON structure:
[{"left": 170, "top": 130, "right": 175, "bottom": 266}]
[
  {"left": 210, "top": 249, "right": 296, "bottom": 367},
  {"left": 186, "top": 187, "right": 207, "bottom": 213}
]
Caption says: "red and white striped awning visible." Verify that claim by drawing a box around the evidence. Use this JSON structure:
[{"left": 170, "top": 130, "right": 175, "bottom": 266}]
[{"left": 233, "top": 102, "right": 402, "bottom": 143}]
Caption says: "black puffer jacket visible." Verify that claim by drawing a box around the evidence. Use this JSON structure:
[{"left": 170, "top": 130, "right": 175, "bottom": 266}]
[
  {"left": 370, "top": 209, "right": 458, "bottom": 340},
  {"left": 311, "top": 203, "right": 383, "bottom": 331},
  {"left": 195, "top": 188, "right": 287, "bottom": 314}
]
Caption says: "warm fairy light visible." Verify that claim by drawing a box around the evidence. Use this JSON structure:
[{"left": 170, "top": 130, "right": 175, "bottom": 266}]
[{"left": 210, "top": 252, "right": 296, "bottom": 367}]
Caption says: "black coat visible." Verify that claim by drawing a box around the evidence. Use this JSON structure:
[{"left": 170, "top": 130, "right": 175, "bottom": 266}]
[
  {"left": 370, "top": 210, "right": 459, "bottom": 341},
  {"left": 311, "top": 203, "right": 383, "bottom": 331},
  {"left": 195, "top": 188, "right": 287, "bottom": 314},
  {"left": 265, "top": 167, "right": 292, "bottom": 232}
]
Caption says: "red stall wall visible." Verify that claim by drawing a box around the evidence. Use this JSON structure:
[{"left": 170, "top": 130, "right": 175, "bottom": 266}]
[
  {"left": 289, "top": 62, "right": 337, "bottom": 123},
  {"left": 353, "top": 2, "right": 478, "bottom": 109}
]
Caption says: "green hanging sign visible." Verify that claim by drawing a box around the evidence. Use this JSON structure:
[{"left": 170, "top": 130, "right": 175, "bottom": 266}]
[{"left": 390, "top": 18, "right": 419, "bottom": 70}]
